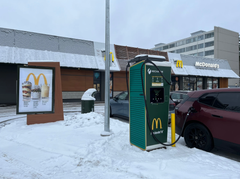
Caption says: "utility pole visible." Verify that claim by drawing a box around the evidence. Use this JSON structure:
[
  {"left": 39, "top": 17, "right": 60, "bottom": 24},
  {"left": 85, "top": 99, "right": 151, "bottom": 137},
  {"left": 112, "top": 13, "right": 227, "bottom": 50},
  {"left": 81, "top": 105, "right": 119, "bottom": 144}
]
[{"left": 101, "top": 0, "right": 111, "bottom": 136}]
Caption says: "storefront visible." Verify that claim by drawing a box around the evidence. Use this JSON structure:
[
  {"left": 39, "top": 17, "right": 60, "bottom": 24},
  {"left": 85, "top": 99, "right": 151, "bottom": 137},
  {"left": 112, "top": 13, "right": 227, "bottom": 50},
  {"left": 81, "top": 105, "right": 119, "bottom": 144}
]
[{"left": 168, "top": 53, "right": 239, "bottom": 91}]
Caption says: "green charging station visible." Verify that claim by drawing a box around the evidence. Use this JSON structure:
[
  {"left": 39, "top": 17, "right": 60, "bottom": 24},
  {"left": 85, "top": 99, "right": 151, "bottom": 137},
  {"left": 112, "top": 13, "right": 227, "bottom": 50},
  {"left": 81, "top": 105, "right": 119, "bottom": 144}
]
[{"left": 129, "top": 55, "right": 171, "bottom": 151}]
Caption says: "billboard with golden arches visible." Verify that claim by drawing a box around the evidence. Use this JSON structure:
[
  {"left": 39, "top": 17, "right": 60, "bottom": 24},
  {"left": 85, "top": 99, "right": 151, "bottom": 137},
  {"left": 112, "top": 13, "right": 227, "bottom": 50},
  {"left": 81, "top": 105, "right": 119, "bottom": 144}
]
[{"left": 17, "top": 66, "right": 55, "bottom": 114}]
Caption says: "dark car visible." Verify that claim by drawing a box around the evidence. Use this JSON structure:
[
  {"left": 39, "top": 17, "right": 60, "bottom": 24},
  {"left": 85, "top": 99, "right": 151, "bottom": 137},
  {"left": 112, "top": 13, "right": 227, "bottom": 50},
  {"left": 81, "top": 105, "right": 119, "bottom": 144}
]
[
  {"left": 175, "top": 88, "right": 240, "bottom": 153},
  {"left": 110, "top": 91, "right": 176, "bottom": 123},
  {"left": 170, "top": 90, "right": 190, "bottom": 106},
  {"left": 110, "top": 91, "right": 129, "bottom": 119}
]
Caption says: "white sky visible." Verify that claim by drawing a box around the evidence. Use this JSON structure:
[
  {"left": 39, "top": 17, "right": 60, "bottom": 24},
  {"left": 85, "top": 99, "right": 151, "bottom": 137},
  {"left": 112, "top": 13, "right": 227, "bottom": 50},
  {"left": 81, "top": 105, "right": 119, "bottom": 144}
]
[{"left": 1, "top": 0, "right": 240, "bottom": 49}]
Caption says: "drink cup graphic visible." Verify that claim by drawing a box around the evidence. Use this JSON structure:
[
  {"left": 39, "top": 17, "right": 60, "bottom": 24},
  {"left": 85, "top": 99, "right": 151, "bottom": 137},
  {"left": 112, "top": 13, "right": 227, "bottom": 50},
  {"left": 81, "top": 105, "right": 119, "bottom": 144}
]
[
  {"left": 41, "top": 84, "right": 50, "bottom": 98},
  {"left": 31, "top": 85, "right": 41, "bottom": 99}
]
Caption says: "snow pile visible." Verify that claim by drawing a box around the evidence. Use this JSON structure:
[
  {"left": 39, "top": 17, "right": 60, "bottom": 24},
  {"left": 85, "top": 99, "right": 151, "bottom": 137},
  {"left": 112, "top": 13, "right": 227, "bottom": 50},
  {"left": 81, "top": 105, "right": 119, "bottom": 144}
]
[
  {"left": 63, "top": 112, "right": 103, "bottom": 128},
  {"left": 0, "top": 110, "right": 240, "bottom": 179}
]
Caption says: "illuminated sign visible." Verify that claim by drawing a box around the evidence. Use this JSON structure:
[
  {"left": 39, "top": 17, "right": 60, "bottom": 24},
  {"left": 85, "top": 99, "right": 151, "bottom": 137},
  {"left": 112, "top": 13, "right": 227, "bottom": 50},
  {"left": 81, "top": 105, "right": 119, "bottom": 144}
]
[
  {"left": 195, "top": 62, "right": 219, "bottom": 69},
  {"left": 17, "top": 66, "right": 54, "bottom": 114},
  {"left": 152, "top": 118, "right": 162, "bottom": 130},
  {"left": 176, "top": 60, "right": 183, "bottom": 68}
]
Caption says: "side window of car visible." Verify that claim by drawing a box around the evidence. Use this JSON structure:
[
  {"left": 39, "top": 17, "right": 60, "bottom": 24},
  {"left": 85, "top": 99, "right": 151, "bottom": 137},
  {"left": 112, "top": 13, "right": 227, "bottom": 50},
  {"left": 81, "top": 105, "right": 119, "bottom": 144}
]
[
  {"left": 213, "top": 92, "right": 240, "bottom": 112},
  {"left": 199, "top": 93, "right": 217, "bottom": 106},
  {"left": 171, "top": 93, "right": 181, "bottom": 99},
  {"left": 118, "top": 92, "right": 128, "bottom": 100}
]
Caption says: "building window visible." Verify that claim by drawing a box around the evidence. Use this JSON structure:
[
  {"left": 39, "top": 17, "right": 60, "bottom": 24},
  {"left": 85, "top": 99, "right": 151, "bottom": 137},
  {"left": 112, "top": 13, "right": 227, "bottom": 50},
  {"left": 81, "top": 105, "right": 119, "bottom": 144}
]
[
  {"left": 176, "top": 48, "right": 185, "bottom": 53},
  {"left": 176, "top": 40, "right": 186, "bottom": 47},
  {"left": 205, "top": 41, "right": 214, "bottom": 47},
  {"left": 205, "top": 50, "right": 214, "bottom": 56},
  {"left": 207, "top": 78, "right": 213, "bottom": 89},
  {"left": 183, "top": 76, "right": 198, "bottom": 91},
  {"left": 186, "top": 37, "right": 197, "bottom": 44},
  {"left": 163, "top": 45, "right": 168, "bottom": 50},
  {"left": 186, "top": 46, "right": 191, "bottom": 52},
  {"left": 170, "top": 51, "right": 175, "bottom": 53},
  {"left": 171, "top": 76, "right": 180, "bottom": 91},
  {"left": 186, "top": 45, "right": 197, "bottom": 52},
  {"left": 183, "top": 77, "right": 190, "bottom": 90},
  {"left": 198, "top": 52, "right": 204, "bottom": 56},
  {"left": 213, "top": 78, "right": 218, "bottom": 89},
  {"left": 192, "top": 37, "right": 197, "bottom": 42},
  {"left": 197, "top": 77, "right": 203, "bottom": 90},
  {"left": 169, "top": 43, "right": 175, "bottom": 48},
  {"left": 205, "top": 32, "right": 214, "bottom": 39},
  {"left": 198, "top": 43, "right": 204, "bottom": 49},
  {"left": 190, "top": 77, "right": 196, "bottom": 91},
  {"left": 186, "top": 39, "right": 192, "bottom": 44},
  {"left": 198, "top": 35, "right": 204, "bottom": 41}
]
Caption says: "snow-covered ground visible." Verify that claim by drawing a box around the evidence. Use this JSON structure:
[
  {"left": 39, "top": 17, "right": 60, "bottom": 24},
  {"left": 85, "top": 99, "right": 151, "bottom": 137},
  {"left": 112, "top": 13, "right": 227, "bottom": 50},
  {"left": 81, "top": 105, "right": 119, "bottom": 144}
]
[{"left": 0, "top": 103, "right": 240, "bottom": 179}]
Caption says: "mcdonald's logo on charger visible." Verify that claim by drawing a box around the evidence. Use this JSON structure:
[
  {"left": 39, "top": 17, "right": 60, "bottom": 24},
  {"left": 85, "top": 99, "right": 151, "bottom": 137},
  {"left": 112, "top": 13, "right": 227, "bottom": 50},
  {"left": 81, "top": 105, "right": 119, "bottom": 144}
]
[
  {"left": 152, "top": 118, "right": 162, "bottom": 130},
  {"left": 176, "top": 60, "right": 183, "bottom": 68},
  {"left": 104, "top": 52, "right": 114, "bottom": 62}
]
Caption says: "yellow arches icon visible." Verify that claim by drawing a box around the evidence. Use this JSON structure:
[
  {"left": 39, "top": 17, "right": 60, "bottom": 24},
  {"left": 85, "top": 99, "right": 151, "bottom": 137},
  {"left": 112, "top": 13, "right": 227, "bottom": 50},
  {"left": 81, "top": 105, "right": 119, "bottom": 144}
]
[
  {"left": 152, "top": 118, "right": 162, "bottom": 130},
  {"left": 176, "top": 60, "right": 183, "bottom": 68},
  {"left": 26, "top": 73, "right": 48, "bottom": 85},
  {"left": 104, "top": 52, "right": 114, "bottom": 62}
]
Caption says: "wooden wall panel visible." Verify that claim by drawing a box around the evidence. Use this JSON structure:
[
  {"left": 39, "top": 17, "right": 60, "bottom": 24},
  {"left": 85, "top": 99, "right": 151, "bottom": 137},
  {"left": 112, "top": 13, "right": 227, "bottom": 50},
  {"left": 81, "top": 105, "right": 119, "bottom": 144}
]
[
  {"left": 219, "top": 78, "right": 228, "bottom": 88},
  {"left": 61, "top": 68, "right": 93, "bottom": 91},
  {"left": 113, "top": 71, "right": 128, "bottom": 91},
  {"left": 85, "top": 76, "right": 94, "bottom": 89}
]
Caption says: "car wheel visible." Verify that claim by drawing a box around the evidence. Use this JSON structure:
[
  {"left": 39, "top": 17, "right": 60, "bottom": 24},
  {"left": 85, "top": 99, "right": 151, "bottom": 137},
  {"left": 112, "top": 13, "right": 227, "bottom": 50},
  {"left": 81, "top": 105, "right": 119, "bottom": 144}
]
[
  {"left": 110, "top": 107, "right": 113, "bottom": 117},
  {"left": 183, "top": 123, "right": 213, "bottom": 152}
]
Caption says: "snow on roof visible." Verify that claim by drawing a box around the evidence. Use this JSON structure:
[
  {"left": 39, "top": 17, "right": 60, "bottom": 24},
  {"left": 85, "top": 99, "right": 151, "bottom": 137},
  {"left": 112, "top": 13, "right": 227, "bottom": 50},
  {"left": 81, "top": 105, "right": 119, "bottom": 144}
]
[
  {"left": 135, "top": 54, "right": 166, "bottom": 59},
  {"left": 0, "top": 45, "right": 121, "bottom": 71}
]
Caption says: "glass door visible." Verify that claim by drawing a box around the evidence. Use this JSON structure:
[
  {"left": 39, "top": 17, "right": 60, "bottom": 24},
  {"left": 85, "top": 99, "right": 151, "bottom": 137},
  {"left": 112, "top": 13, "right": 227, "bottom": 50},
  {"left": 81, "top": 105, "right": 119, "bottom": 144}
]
[{"left": 94, "top": 72, "right": 101, "bottom": 101}]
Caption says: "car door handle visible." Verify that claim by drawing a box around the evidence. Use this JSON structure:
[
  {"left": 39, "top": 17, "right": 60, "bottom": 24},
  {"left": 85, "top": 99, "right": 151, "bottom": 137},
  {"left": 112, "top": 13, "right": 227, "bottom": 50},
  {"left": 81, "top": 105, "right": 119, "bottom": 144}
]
[{"left": 212, "top": 114, "right": 223, "bottom": 118}]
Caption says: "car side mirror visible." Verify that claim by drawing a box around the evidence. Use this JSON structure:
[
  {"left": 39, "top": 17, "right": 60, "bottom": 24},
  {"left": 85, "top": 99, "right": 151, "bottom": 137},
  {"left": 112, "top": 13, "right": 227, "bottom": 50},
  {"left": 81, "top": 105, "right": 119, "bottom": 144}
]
[{"left": 192, "top": 101, "right": 201, "bottom": 112}]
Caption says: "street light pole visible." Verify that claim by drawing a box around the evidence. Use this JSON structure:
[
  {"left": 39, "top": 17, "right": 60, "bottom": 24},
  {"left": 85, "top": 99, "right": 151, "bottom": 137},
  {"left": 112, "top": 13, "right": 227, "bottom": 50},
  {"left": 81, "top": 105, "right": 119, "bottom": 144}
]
[{"left": 101, "top": 0, "right": 111, "bottom": 136}]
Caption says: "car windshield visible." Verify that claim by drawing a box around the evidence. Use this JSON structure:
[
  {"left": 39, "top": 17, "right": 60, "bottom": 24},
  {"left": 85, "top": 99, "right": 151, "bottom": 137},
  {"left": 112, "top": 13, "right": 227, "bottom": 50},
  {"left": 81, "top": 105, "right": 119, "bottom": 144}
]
[{"left": 182, "top": 94, "right": 188, "bottom": 99}]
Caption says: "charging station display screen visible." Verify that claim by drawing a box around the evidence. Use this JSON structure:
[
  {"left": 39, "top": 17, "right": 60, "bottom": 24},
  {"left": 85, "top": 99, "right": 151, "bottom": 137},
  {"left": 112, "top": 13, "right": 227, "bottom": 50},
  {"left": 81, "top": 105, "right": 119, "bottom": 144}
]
[{"left": 150, "top": 87, "right": 164, "bottom": 103}]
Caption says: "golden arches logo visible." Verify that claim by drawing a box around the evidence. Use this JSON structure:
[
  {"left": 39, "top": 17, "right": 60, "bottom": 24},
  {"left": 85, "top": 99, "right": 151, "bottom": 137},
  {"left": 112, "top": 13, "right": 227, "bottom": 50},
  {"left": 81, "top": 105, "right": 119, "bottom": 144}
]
[
  {"left": 152, "top": 118, "right": 162, "bottom": 130},
  {"left": 176, "top": 60, "right": 183, "bottom": 68},
  {"left": 104, "top": 52, "right": 114, "bottom": 62},
  {"left": 26, "top": 73, "right": 48, "bottom": 85}
]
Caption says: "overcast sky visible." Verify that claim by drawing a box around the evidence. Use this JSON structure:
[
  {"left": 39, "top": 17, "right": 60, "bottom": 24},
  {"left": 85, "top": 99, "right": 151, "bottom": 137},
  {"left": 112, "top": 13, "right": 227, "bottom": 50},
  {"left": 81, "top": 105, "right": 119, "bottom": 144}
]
[{"left": 1, "top": 0, "right": 239, "bottom": 49}]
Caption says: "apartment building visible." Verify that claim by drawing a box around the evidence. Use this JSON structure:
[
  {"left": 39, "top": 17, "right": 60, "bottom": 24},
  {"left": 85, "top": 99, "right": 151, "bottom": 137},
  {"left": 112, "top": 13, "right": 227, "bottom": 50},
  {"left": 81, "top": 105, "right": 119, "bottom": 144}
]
[{"left": 152, "top": 26, "right": 239, "bottom": 87}]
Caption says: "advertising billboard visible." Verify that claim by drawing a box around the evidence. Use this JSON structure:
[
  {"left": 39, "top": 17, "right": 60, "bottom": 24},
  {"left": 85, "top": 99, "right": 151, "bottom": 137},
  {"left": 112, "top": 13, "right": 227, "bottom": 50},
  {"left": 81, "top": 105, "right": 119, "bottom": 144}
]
[{"left": 17, "top": 66, "right": 55, "bottom": 114}]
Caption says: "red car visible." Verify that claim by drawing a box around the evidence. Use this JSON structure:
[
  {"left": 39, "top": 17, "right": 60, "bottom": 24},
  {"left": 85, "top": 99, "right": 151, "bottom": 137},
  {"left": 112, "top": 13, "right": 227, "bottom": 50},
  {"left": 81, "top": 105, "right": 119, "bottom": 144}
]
[{"left": 175, "top": 88, "right": 240, "bottom": 153}]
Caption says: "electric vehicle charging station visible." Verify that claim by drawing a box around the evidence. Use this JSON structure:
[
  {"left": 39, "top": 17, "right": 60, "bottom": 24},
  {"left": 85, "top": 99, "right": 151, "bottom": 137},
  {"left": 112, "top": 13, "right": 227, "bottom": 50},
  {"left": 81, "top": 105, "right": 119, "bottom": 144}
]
[{"left": 128, "top": 55, "right": 171, "bottom": 151}]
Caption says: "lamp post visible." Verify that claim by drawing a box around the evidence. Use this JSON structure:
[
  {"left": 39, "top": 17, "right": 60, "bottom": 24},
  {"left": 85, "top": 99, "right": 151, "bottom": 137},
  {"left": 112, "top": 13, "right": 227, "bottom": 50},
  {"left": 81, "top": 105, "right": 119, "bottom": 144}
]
[{"left": 101, "top": 0, "right": 111, "bottom": 136}]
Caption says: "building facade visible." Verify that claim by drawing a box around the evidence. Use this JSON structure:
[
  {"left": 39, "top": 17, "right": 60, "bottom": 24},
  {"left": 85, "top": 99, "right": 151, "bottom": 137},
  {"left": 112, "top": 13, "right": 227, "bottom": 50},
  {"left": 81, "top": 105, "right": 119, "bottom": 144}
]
[
  {"left": 152, "top": 26, "right": 239, "bottom": 87},
  {"left": 168, "top": 53, "right": 239, "bottom": 91},
  {"left": 0, "top": 27, "right": 238, "bottom": 105},
  {"left": 0, "top": 27, "right": 123, "bottom": 104}
]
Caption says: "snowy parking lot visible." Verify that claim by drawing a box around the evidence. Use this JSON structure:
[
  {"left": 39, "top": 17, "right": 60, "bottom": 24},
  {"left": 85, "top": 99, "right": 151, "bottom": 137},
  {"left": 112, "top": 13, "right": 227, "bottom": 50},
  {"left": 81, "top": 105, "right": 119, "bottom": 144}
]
[{"left": 0, "top": 102, "right": 240, "bottom": 179}]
